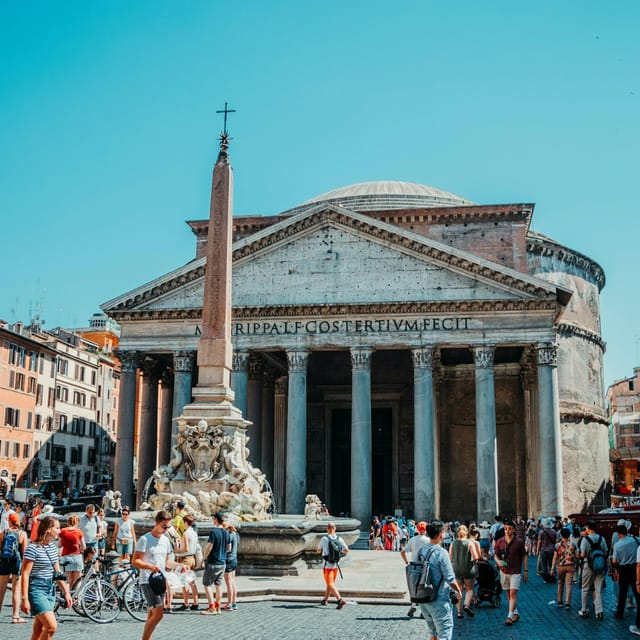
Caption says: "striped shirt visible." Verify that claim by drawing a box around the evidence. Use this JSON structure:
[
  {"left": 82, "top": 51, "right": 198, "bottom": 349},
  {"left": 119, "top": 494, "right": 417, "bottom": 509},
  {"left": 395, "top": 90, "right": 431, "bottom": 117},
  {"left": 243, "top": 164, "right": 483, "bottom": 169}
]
[{"left": 23, "top": 542, "right": 58, "bottom": 580}]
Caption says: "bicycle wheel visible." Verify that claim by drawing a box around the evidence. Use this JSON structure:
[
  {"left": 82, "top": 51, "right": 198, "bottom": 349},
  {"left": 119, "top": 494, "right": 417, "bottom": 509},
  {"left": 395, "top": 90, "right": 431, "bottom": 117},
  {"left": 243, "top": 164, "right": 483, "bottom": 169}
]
[
  {"left": 81, "top": 578, "right": 120, "bottom": 623},
  {"left": 122, "top": 581, "right": 148, "bottom": 622}
]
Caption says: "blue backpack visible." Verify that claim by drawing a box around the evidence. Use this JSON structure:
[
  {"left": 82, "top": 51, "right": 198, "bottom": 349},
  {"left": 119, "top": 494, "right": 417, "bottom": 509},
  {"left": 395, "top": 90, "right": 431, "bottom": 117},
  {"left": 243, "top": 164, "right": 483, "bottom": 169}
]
[
  {"left": 1, "top": 530, "right": 20, "bottom": 559},
  {"left": 585, "top": 535, "right": 606, "bottom": 573}
]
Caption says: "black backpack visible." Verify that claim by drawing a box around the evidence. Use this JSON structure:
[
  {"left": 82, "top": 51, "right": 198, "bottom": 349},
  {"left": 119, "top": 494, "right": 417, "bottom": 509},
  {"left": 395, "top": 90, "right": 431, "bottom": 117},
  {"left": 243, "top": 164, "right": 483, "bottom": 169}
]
[{"left": 325, "top": 536, "right": 343, "bottom": 564}]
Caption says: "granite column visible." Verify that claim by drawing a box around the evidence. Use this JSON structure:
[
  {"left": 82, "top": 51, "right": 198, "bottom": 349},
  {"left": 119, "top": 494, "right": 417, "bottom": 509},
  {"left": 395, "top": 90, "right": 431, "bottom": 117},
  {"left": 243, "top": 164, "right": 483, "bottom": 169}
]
[
  {"left": 113, "top": 351, "right": 138, "bottom": 508},
  {"left": 474, "top": 346, "right": 499, "bottom": 522},
  {"left": 351, "top": 347, "right": 372, "bottom": 525},
  {"left": 536, "top": 343, "right": 564, "bottom": 517},
  {"left": 412, "top": 347, "right": 436, "bottom": 521},
  {"left": 285, "top": 350, "right": 308, "bottom": 514}
]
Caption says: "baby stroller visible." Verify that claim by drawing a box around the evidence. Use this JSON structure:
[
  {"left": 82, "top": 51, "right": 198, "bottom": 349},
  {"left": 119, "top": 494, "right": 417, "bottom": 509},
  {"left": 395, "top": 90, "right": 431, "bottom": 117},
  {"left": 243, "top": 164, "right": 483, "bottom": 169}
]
[{"left": 474, "top": 559, "right": 502, "bottom": 608}]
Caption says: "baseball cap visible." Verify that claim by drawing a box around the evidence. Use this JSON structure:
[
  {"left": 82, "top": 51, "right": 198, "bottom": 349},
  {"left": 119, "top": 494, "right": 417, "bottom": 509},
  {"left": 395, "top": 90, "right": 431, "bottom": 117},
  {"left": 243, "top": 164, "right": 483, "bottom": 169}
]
[{"left": 417, "top": 521, "right": 427, "bottom": 533}]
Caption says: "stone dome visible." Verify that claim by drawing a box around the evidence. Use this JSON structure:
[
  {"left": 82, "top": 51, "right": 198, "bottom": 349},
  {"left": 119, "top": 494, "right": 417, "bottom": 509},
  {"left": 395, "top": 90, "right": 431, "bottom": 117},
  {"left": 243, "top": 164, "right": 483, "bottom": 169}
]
[{"left": 280, "top": 180, "right": 475, "bottom": 216}]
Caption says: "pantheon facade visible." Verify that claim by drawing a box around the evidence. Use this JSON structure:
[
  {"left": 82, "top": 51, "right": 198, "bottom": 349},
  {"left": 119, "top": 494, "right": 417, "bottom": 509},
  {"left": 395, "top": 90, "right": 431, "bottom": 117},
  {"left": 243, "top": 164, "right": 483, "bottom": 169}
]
[{"left": 102, "top": 180, "right": 608, "bottom": 524}]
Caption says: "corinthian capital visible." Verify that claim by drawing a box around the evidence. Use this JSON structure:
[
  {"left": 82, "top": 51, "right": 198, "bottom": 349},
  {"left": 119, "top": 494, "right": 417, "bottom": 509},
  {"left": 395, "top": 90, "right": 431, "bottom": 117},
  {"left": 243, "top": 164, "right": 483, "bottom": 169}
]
[
  {"left": 248, "top": 355, "right": 264, "bottom": 380},
  {"left": 472, "top": 346, "right": 494, "bottom": 369},
  {"left": 411, "top": 347, "right": 434, "bottom": 370},
  {"left": 350, "top": 346, "right": 372, "bottom": 370},
  {"left": 173, "top": 351, "right": 195, "bottom": 373},
  {"left": 232, "top": 350, "right": 250, "bottom": 372},
  {"left": 536, "top": 343, "right": 558, "bottom": 367},
  {"left": 286, "top": 349, "right": 309, "bottom": 373},
  {"left": 114, "top": 350, "right": 138, "bottom": 373}
]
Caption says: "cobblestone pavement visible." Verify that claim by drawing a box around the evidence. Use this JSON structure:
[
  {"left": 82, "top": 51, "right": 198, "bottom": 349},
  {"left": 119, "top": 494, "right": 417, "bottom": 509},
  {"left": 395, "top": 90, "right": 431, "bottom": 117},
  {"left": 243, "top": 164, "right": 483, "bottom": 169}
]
[{"left": 1, "top": 558, "right": 637, "bottom": 640}]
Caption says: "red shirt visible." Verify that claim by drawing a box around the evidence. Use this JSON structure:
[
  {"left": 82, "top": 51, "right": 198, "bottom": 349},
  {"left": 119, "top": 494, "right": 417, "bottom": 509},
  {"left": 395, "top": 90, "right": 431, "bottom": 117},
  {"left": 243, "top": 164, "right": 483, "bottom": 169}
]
[
  {"left": 59, "top": 527, "right": 84, "bottom": 556},
  {"left": 494, "top": 535, "right": 526, "bottom": 575}
]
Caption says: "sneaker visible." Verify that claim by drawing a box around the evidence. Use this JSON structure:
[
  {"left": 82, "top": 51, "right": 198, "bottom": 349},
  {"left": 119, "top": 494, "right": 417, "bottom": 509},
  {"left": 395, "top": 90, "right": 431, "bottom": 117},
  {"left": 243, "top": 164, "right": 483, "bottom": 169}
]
[
  {"left": 463, "top": 605, "right": 475, "bottom": 618},
  {"left": 557, "top": 602, "right": 564, "bottom": 608},
  {"left": 190, "top": 604, "right": 199, "bottom": 611},
  {"left": 630, "top": 625, "right": 640, "bottom": 636},
  {"left": 564, "top": 604, "right": 571, "bottom": 610},
  {"left": 201, "top": 607, "right": 219, "bottom": 616},
  {"left": 231, "top": 603, "right": 237, "bottom": 610},
  {"left": 407, "top": 605, "right": 416, "bottom": 618},
  {"left": 337, "top": 599, "right": 346, "bottom": 610},
  {"left": 596, "top": 612, "right": 603, "bottom": 621},
  {"left": 320, "top": 599, "right": 328, "bottom": 606},
  {"left": 505, "top": 617, "right": 513, "bottom": 626},
  {"left": 222, "top": 604, "right": 232, "bottom": 611},
  {"left": 578, "top": 610, "right": 589, "bottom": 618}
]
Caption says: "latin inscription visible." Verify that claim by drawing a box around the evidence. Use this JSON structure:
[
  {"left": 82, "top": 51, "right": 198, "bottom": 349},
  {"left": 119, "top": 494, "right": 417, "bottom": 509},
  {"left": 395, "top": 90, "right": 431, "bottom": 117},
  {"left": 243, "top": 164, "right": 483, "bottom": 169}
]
[{"left": 199, "top": 316, "right": 473, "bottom": 337}]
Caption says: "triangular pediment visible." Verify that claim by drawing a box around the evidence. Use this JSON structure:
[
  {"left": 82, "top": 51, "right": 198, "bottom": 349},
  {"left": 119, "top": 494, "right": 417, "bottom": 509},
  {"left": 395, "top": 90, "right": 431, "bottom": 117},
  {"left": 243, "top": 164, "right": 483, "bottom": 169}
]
[{"left": 102, "top": 203, "right": 569, "bottom": 317}]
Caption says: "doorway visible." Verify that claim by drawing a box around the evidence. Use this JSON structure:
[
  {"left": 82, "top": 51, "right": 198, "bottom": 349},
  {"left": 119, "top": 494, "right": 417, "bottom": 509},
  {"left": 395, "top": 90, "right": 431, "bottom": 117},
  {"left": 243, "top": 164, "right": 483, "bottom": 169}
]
[{"left": 329, "top": 407, "right": 393, "bottom": 517}]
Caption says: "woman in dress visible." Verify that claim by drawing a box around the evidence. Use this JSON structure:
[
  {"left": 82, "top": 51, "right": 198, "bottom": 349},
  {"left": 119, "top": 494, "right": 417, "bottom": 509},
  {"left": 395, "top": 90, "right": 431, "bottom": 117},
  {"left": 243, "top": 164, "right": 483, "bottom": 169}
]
[
  {"left": 111, "top": 506, "right": 136, "bottom": 564},
  {"left": 174, "top": 514, "right": 199, "bottom": 611},
  {"left": 0, "top": 512, "right": 28, "bottom": 623},
  {"left": 20, "top": 516, "right": 72, "bottom": 640},
  {"left": 222, "top": 520, "right": 239, "bottom": 610},
  {"left": 449, "top": 524, "right": 481, "bottom": 619}
]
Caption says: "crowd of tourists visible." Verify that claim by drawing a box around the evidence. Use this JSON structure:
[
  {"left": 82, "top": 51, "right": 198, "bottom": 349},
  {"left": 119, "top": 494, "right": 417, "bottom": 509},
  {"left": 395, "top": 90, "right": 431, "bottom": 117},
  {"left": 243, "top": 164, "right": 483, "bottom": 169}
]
[{"left": 368, "top": 511, "right": 640, "bottom": 639}]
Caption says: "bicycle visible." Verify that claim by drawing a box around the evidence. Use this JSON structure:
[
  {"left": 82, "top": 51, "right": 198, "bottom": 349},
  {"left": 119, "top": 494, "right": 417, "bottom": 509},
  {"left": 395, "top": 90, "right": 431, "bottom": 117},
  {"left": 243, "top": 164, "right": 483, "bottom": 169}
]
[{"left": 78, "top": 560, "right": 146, "bottom": 623}]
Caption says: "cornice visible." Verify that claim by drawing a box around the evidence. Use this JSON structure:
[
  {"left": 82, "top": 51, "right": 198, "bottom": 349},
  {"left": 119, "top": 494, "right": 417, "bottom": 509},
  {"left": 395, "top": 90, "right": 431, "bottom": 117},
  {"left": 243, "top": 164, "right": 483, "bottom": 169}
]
[
  {"left": 557, "top": 323, "right": 606, "bottom": 352},
  {"left": 190, "top": 203, "right": 535, "bottom": 239},
  {"left": 109, "top": 299, "right": 559, "bottom": 322},
  {"left": 526, "top": 233, "right": 605, "bottom": 291},
  {"left": 106, "top": 265, "right": 206, "bottom": 314}
]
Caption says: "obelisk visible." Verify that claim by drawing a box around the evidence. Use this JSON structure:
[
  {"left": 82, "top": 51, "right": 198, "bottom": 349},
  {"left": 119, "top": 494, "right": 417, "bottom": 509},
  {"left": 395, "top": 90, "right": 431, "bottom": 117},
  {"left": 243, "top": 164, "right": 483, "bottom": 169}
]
[{"left": 179, "top": 113, "right": 247, "bottom": 426}]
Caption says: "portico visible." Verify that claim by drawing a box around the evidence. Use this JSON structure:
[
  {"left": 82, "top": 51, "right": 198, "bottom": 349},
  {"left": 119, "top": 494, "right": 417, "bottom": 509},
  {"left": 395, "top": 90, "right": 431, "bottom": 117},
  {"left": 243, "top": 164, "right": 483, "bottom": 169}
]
[{"left": 104, "top": 178, "right": 608, "bottom": 521}]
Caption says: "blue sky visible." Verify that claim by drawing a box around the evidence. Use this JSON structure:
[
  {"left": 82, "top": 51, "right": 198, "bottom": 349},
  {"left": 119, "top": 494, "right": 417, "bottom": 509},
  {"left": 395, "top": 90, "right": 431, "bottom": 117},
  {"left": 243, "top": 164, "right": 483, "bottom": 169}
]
[{"left": 1, "top": 1, "right": 638, "bottom": 387}]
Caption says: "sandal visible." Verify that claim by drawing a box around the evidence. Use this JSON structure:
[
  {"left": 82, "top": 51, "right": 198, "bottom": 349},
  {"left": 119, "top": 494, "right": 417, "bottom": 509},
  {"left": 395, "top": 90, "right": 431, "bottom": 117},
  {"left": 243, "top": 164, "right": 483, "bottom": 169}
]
[
  {"left": 12, "top": 617, "right": 27, "bottom": 624},
  {"left": 457, "top": 612, "right": 463, "bottom": 618}
]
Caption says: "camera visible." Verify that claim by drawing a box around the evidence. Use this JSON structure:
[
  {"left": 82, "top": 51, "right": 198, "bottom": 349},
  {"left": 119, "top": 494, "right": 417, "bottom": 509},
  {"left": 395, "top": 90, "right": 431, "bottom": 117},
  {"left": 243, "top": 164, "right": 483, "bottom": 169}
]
[
  {"left": 53, "top": 571, "right": 67, "bottom": 582},
  {"left": 449, "top": 590, "right": 459, "bottom": 605}
]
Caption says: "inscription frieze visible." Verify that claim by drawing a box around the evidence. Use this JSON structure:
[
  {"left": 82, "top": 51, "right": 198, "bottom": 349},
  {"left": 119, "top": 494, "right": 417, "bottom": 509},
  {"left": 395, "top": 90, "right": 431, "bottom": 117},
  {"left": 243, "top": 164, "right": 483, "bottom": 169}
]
[{"left": 229, "top": 316, "right": 471, "bottom": 337}]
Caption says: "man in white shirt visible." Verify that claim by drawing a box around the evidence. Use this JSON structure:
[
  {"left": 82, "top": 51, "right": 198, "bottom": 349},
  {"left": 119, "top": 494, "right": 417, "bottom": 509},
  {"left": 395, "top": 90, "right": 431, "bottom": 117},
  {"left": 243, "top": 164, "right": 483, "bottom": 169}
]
[{"left": 400, "top": 521, "right": 428, "bottom": 618}]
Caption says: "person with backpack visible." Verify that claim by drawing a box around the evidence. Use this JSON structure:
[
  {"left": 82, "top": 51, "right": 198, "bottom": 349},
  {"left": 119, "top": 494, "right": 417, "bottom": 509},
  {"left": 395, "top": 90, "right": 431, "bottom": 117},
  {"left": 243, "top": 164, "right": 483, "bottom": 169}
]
[
  {"left": 317, "top": 521, "right": 348, "bottom": 609},
  {"left": 577, "top": 518, "right": 608, "bottom": 620},
  {"left": 400, "top": 520, "right": 428, "bottom": 617},
  {"left": 550, "top": 527, "right": 578, "bottom": 608},
  {"left": 0, "top": 512, "right": 28, "bottom": 623},
  {"left": 414, "top": 520, "right": 462, "bottom": 640}
]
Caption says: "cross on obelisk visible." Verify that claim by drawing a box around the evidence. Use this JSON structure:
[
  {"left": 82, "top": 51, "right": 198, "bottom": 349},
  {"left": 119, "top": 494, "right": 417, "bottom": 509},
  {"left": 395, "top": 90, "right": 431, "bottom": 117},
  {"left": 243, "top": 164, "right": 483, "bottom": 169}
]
[{"left": 216, "top": 102, "right": 236, "bottom": 135}]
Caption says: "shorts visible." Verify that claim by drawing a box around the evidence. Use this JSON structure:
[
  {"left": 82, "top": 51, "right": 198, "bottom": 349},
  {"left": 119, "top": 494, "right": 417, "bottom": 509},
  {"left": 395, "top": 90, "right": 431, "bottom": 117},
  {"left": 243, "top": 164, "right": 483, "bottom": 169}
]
[
  {"left": 60, "top": 553, "right": 83, "bottom": 572},
  {"left": 116, "top": 540, "right": 134, "bottom": 556},
  {"left": 225, "top": 558, "right": 238, "bottom": 573},
  {"left": 0, "top": 557, "right": 21, "bottom": 576},
  {"left": 140, "top": 583, "right": 164, "bottom": 609},
  {"left": 28, "top": 578, "right": 55, "bottom": 615},
  {"left": 499, "top": 572, "right": 522, "bottom": 591},
  {"left": 323, "top": 568, "right": 339, "bottom": 586},
  {"left": 203, "top": 564, "right": 225, "bottom": 587},
  {"left": 98, "top": 539, "right": 106, "bottom": 551}
]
